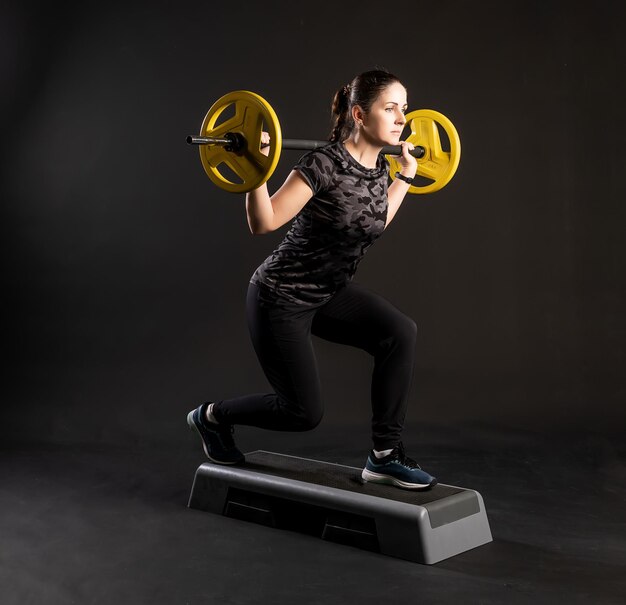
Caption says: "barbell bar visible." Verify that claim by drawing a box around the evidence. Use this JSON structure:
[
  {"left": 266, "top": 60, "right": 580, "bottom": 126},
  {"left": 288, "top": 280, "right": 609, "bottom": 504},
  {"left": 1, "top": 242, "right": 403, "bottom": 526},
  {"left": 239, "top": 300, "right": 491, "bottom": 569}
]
[
  {"left": 187, "top": 90, "right": 461, "bottom": 194},
  {"left": 187, "top": 135, "right": 426, "bottom": 158}
]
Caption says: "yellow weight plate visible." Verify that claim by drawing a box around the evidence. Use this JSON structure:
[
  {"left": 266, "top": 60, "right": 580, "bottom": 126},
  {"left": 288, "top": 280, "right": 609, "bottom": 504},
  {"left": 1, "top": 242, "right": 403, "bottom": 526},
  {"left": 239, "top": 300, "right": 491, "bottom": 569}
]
[
  {"left": 387, "top": 109, "right": 461, "bottom": 194},
  {"left": 198, "top": 90, "right": 282, "bottom": 193}
]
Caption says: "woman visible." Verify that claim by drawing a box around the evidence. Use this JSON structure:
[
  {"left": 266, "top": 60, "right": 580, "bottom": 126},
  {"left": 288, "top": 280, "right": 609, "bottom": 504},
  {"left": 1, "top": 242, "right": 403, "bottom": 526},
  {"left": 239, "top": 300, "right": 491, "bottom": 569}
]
[{"left": 188, "top": 69, "right": 437, "bottom": 490}]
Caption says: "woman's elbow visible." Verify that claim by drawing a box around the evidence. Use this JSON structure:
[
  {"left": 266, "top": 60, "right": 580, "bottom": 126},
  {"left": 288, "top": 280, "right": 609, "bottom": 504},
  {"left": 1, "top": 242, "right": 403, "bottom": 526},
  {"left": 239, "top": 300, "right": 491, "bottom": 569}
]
[{"left": 249, "top": 223, "right": 273, "bottom": 235}]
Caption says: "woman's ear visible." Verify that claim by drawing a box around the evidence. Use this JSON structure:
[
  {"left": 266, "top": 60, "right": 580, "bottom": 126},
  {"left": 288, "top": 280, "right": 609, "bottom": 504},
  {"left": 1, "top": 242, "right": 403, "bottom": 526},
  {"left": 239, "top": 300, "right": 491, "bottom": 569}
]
[{"left": 352, "top": 105, "right": 364, "bottom": 127}]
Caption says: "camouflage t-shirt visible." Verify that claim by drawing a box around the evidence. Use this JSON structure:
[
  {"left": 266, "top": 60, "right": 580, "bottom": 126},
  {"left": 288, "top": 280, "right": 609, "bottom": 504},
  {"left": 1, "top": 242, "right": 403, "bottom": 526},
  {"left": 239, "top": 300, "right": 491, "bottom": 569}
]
[{"left": 250, "top": 142, "right": 389, "bottom": 306}]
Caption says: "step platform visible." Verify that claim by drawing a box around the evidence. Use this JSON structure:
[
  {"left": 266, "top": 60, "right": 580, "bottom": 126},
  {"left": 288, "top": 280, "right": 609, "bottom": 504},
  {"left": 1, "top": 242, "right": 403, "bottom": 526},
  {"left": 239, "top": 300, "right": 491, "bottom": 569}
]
[{"left": 188, "top": 450, "right": 492, "bottom": 564}]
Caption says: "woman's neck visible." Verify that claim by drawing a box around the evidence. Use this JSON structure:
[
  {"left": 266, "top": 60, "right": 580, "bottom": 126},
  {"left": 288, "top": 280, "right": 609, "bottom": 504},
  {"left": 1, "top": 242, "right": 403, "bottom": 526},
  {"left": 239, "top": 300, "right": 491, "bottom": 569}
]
[{"left": 343, "top": 134, "right": 381, "bottom": 169}]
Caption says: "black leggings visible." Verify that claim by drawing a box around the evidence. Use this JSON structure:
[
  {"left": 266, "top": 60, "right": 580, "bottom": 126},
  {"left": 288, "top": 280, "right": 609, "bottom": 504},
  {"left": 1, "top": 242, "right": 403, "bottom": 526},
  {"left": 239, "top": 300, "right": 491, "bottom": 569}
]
[{"left": 213, "top": 281, "right": 417, "bottom": 450}]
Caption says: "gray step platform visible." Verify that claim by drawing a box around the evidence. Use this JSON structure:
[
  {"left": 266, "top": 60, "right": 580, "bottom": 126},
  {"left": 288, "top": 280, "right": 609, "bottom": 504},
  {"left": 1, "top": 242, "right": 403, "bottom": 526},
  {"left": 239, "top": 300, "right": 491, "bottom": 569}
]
[{"left": 188, "top": 450, "right": 492, "bottom": 564}]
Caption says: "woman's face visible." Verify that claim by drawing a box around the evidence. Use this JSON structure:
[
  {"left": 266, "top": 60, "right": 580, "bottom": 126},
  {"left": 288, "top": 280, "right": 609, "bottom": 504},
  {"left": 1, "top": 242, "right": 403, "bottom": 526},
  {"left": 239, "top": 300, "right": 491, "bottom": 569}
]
[{"left": 358, "top": 81, "right": 408, "bottom": 147}]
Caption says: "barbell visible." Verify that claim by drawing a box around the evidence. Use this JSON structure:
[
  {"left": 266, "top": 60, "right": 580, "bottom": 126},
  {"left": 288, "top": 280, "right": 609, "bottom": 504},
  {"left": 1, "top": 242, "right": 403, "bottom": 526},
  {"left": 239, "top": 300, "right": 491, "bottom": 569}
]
[{"left": 187, "top": 90, "right": 461, "bottom": 195}]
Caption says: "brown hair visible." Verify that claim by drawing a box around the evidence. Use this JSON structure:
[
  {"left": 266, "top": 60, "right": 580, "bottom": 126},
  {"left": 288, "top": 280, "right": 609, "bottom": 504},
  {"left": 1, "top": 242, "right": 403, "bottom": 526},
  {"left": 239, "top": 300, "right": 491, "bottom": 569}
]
[{"left": 329, "top": 69, "right": 403, "bottom": 142}]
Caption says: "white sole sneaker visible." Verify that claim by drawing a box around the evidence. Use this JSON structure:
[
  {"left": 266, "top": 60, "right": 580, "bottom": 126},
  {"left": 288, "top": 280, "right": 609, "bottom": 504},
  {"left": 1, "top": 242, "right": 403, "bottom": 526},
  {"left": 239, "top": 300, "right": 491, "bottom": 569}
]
[{"left": 361, "top": 468, "right": 434, "bottom": 490}]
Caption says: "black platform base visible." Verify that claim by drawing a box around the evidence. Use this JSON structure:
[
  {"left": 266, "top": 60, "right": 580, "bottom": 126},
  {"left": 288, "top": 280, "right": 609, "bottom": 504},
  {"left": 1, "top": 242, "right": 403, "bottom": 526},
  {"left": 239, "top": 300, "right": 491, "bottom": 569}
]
[{"left": 188, "top": 451, "right": 493, "bottom": 564}]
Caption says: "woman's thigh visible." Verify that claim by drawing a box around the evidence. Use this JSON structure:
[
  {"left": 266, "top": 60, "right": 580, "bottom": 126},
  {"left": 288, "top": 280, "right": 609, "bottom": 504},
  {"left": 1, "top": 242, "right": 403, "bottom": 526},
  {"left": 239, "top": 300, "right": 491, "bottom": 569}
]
[
  {"left": 247, "top": 283, "right": 322, "bottom": 409},
  {"left": 311, "top": 282, "right": 417, "bottom": 353}
]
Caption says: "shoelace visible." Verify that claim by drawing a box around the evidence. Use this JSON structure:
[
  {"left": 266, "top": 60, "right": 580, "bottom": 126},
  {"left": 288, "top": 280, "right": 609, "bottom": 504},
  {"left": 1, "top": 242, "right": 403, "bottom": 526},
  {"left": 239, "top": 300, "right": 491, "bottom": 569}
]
[{"left": 395, "top": 442, "right": 422, "bottom": 470}]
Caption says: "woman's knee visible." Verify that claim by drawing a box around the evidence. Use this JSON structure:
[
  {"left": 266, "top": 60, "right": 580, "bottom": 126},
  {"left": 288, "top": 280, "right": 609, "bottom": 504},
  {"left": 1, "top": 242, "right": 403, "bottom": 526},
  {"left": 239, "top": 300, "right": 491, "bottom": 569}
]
[
  {"left": 296, "top": 407, "right": 324, "bottom": 431},
  {"left": 405, "top": 317, "right": 418, "bottom": 344},
  {"left": 388, "top": 314, "right": 418, "bottom": 348},
  {"left": 277, "top": 396, "right": 323, "bottom": 431}
]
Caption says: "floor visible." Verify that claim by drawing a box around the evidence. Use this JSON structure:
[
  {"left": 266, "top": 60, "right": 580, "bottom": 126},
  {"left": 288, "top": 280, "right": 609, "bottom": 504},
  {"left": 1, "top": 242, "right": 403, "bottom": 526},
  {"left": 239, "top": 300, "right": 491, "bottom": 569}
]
[{"left": 1, "top": 423, "right": 625, "bottom": 604}]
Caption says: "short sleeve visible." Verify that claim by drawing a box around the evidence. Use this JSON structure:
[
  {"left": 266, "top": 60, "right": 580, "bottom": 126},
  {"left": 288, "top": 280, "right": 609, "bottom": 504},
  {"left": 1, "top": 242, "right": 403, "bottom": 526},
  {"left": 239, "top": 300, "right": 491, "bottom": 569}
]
[{"left": 294, "top": 150, "right": 334, "bottom": 195}]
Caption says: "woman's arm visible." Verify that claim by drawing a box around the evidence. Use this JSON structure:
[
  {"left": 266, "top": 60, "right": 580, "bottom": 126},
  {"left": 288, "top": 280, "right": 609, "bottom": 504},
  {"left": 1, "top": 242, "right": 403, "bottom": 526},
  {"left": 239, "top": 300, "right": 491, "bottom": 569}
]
[
  {"left": 246, "top": 170, "right": 313, "bottom": 234},
  {"left": 245, "top": 131, "right": 313, "bottom": 235},
  {"left": 385, "top": 142, "right": 417, "bottom": 229}
]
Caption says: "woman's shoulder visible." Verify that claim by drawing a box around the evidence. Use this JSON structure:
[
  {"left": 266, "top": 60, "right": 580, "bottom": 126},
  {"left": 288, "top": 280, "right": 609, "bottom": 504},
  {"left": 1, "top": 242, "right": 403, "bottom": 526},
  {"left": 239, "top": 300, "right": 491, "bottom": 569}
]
[
  {"left": 294, "top": 144, "right": 340, "bottom": 189},
  {"left": 296, "top": 143, "right": 341, "bottom": 169}
]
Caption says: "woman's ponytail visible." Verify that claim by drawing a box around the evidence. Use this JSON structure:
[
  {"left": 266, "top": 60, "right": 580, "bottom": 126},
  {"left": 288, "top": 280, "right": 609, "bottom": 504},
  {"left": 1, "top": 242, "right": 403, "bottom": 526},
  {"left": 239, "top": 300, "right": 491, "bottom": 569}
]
[{"left": 329, "top": 84, "right": 353, "bottom": 143}]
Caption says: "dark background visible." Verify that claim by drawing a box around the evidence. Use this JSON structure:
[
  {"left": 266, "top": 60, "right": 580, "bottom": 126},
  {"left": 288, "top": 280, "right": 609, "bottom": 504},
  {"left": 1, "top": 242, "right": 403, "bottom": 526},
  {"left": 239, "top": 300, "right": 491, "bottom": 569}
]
[
  {"left": 2, "top": 0, "right": 625, "bottom": 446},
  {"left": 2, "top": 2, "right": 626, "bottom": 604}
]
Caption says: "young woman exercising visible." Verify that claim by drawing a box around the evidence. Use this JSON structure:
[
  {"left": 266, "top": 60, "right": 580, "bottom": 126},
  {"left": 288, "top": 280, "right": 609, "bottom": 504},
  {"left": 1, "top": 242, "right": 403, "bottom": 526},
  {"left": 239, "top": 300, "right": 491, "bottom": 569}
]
[{"left": 188, "top": 69, "right": 437, "bottom": 489}]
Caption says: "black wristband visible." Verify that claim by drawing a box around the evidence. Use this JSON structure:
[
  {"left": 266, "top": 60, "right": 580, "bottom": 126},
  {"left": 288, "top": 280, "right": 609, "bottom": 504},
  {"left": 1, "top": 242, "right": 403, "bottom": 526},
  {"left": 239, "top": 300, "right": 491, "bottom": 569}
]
[{"left": 395, "top": 172, "right": 414, "bottom": 184}]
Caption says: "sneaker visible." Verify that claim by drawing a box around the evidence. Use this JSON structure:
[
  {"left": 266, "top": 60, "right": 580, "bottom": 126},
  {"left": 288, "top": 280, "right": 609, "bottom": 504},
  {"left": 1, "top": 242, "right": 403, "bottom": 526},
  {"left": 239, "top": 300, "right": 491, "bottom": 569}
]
[
  {"left": 361, "top": 442, "right": 437, "bottom": 490},
  {"left": 187, "top": 402, "right": 245, "bottom": 465}
]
